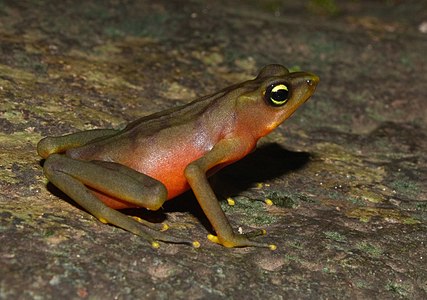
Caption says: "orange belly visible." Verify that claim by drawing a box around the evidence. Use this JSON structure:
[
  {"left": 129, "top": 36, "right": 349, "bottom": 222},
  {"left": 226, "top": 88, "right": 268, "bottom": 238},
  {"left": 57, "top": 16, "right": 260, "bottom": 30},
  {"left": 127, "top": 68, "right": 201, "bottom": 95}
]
[{"left": 91, "top": 145, "right": 204, "bottom": 209}]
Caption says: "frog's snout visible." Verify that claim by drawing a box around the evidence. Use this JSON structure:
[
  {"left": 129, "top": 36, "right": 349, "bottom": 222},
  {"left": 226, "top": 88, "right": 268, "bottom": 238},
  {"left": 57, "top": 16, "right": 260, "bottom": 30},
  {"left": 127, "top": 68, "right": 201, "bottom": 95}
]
[
  {"left": 306, "top": 74, "right": 320, "bottom": 87},
  {"left": 289, "top": 71, "right": 319, "bottom": 92},
  {"left": 292, "top": 72, "right": 319, "bottom": 103}
]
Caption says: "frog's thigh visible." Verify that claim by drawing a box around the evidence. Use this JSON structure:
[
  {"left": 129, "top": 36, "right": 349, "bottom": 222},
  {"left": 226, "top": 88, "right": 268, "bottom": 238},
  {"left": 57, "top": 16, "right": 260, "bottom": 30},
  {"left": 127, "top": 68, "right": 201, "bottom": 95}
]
[
  {"left": 38, "top": 129, "right": 118, "bottom": 158},
  {"left": 42, "top": 154, "right": 186, "bottom": 244},
  {"left": 45, "top": 154, "right": 167, "bottom": 210}
]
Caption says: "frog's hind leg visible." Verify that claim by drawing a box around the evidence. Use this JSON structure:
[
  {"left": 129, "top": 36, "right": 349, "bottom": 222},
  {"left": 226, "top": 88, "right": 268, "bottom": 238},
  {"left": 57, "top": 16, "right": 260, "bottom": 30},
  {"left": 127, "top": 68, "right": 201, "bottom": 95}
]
[
  {"left": 42, "top": 154, "right": 193, "bottom": 247},
  {"left": 38, "top": 129, "right": 118, "bottom": 158}
]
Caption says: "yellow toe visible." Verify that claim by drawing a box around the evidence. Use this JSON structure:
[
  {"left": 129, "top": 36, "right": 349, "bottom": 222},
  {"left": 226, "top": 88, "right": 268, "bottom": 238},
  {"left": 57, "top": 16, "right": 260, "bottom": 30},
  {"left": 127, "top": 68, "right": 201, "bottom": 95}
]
[
  {"left": 227, "top": 197, "right": 235, "bottom": 206},
  {"left": 151, "top": 241, "right": 160, "bottom": 249},
  {"left": 98, "top": 217, "right": 108, "bottom": 224},
  {"left": 265, "top": 198, "right": 274, "bottom": 206},
  {"left": 207, "top": 234, "right": 220, "bottom": 244}
]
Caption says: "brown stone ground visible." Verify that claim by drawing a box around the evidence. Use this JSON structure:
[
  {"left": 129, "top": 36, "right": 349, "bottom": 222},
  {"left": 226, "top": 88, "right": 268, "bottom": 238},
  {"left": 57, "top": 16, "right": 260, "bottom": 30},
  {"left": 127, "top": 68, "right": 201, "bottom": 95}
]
[{"left": 0, "top": 1, "right": 426, "bottom": 299}]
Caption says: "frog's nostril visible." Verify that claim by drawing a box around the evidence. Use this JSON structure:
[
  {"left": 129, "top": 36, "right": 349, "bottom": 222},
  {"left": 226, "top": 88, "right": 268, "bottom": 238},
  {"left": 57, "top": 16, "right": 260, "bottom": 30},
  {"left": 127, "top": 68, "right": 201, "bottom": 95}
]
[{"left": 306, "top": 75, "right": 319, "bottom": 87}]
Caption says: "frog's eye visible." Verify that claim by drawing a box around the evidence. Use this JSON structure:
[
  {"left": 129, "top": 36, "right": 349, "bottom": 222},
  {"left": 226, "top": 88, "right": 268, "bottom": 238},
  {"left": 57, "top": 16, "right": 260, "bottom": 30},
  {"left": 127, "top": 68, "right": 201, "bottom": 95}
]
[{"left": 265, "top": 83, "right": 290, "bottom": 106}]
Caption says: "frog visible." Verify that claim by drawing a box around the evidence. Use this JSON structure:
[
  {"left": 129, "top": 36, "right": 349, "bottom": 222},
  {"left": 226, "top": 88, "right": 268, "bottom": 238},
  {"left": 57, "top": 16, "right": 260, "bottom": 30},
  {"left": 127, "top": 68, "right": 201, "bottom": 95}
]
[{"left": 37, "top": 64, "right": 319, "bottom": 249}]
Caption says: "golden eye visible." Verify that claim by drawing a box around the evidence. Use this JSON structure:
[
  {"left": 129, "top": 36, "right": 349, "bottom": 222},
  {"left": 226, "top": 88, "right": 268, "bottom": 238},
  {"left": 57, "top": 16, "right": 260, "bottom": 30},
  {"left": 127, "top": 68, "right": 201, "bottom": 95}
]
[{"left": 265, "top": 83, "right": 290, "bottom": 106}]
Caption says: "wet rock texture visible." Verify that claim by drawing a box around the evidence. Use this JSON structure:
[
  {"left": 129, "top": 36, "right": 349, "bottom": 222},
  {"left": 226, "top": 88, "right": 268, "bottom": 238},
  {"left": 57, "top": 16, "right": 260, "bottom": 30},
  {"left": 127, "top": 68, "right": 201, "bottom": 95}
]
[{"left": 0, "top": 1, "right": 426, "bottom": 299}]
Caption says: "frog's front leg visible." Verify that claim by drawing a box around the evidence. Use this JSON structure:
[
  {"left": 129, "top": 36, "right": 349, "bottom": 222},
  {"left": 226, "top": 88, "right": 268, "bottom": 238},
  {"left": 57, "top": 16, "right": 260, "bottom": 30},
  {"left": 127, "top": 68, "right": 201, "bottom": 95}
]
[
  {"left": 184, "top": 139, "right": 276, "bottom": 249},
  {"left": 42, "top": 154, "right": 193, "bottom": 247}
]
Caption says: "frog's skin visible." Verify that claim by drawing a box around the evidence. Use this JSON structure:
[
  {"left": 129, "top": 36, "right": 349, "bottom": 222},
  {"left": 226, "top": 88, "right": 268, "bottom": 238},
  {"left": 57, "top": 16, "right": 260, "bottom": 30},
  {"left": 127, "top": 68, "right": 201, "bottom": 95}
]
[{"left": 37, "top": 64, "right": 319, "bottom": 249}]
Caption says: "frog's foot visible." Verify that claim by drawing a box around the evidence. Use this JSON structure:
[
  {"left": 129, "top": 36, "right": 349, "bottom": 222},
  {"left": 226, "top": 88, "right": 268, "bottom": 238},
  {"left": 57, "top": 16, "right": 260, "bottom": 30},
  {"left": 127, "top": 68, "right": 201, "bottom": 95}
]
[
  {"left": 121, "top": 219, "right": 200, "bottom": 249},
  {"left": 151, "top": 237, "right": 201, "bottom": 249},
  {"left": 129, "top": 216, "right": 199, "bottom": 248},
  {"left": 118, "top": 220, "right": 200, "bottom": 249},
  {"left": 98, "top": 211, "right": 198, "bottom": 248},
  {"left": 150, "top": 238, "right": 200, "bottom": 249},
  {"left": 131, "top": 216, "right": 170, "bottom": 231},
  {"left": 207, "top": 231, "right": 277, "bottom": 250}
]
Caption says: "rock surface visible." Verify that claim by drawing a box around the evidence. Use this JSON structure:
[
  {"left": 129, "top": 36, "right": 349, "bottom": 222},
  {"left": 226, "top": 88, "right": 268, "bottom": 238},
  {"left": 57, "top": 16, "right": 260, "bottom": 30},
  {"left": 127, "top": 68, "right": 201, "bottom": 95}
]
[{"left": 1, "top": 1, "right": 426, "bottom": 299}]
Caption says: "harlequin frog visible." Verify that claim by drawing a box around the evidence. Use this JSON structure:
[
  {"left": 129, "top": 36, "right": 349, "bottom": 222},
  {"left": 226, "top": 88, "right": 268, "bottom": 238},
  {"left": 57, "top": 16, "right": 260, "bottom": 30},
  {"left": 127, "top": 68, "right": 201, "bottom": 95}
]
[{"left": 37, "top": 64, "right": 319, "bottom": 249}]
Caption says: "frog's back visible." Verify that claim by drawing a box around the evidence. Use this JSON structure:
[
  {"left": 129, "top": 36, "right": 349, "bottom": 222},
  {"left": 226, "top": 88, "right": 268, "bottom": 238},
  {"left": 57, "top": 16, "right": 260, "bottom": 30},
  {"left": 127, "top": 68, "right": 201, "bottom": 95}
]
[{"left": 67, "top": 86, "right": 240, "bottom": 167}]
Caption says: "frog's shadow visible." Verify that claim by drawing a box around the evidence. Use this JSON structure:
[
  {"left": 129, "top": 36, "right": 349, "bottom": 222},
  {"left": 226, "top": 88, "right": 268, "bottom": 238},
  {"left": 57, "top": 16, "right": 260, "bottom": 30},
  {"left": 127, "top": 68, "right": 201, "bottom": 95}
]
[{"left": 46, "top": 143, "right": 310, "bottom": 233}]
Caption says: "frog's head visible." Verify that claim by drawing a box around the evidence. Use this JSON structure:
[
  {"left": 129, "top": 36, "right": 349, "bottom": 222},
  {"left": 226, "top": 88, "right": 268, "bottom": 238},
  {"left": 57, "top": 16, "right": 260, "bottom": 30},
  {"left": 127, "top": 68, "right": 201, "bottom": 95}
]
[{"left": 236, "top": 64, "right": 319, "bottom": 137}]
